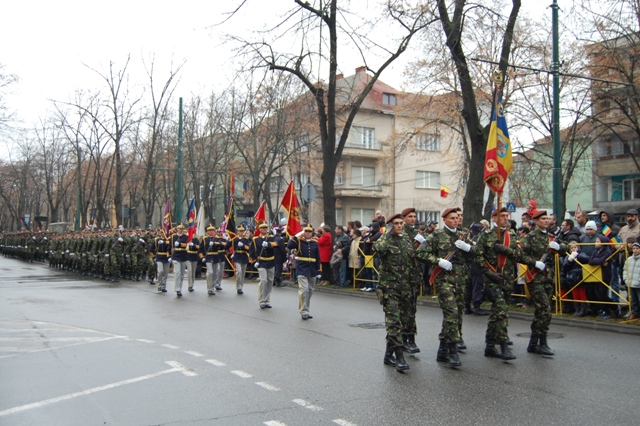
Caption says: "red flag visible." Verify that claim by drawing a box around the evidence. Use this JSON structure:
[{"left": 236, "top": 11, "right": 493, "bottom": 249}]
[
  {"left": 254, "top": 201, "right": 267, "bottom": 236},
  {"left": 162, "top": 199, "right": 172, "bottom": 238},
  {"left": 186, "top": 199, "right": 196, "bottom": 242},
  {"left": 440, "top": 185, "right": 450, "bottom": 198},
  {"left": 280, "top": 181, "right": 302, "bottom": 236},
  {"left": 483, "top": 87, "right": 513, "bottom": 194}
]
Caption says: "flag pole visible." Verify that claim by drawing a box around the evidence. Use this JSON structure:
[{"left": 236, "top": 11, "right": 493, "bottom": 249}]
[{"left": 493, "top": 70, "right": 503, "bottom": 242}]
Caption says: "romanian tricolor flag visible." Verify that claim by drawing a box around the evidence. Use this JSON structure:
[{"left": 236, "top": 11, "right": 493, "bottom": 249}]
[
  {"left": 186, "top": 199, "right": 196, "bottom": 242},
  {"left": 483, "top": 89, "right": 513, "bottom": 194},
  {"left": 601, "top": 224, "right": 611, "bottom": 237},
  {"left": 280, "top": 181, "right": 302, "bottom": 236},
  {"left": 440, "top": 185, "right": 450, "bottom": 198}
]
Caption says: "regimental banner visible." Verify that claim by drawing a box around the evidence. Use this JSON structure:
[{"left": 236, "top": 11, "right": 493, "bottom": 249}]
[{"left": 483, "top": 89, "right": 513, "bottom": 195}]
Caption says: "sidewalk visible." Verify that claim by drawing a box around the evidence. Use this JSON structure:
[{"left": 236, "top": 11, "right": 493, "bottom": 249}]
[{"left": 284, "top": 280, "right": 640, "bottom": 337}]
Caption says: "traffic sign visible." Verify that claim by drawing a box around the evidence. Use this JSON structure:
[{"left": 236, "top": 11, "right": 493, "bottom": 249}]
[
  {"left": 506, "top": 202, "right": 516, "bottom": 213},
  {"left": 301, "top": 183, "right": 317, "bottom": 202}
]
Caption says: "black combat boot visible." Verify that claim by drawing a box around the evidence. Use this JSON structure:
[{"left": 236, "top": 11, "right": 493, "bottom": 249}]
[
  {"left": 447, "top": 343, "right": 462, "bottom": 367},
  {"left": 403, "top": 334, "right": 420, "bottom": 353},
  {"left": 527, "top": 334, "right": 539, "bottom": 353},
  {"left": 436, "top": 341, "right": 449, "bottom": 363},
  {"left": 456, "top": 339, "right": 467, "bottom": 351},
  {"left": 499, "top": 342, "right": 516, "bottom": 360},
  {"left": 383, "top": 342, "right": 396, "bottom": 367},
  {"left": 537, "top": 334, "right": 554, "bottom": 356},
  {"left": 394, "top": 346, "right": 409, "bottom": 371},
  {"left": 484, "top": 341, "right": 501, "bottom": 358}
]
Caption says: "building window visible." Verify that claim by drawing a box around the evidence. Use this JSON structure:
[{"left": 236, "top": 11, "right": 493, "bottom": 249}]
[
  {"left": 415, "top": 171, "right": 440, "bottom": 189},
  {"left": 352, "top": 126, "right": 375, "bottom": 149},
  {"left": 351, "top": 166, "right": 375, "bottom": 188},
  {"left": 335, "top": 164, "right": 344, "bottom": 185},
  {"left": 623, "top": 178, "right": 640, "bottom": 200},
  {"left": 269, "top": 177, "right": 283, "bottom": 193},
  {"left": 295, "top": 173, "right": 309, "bottom": 190},
  {"left": 417, "top": 210, "right": 440, "bottom": 224},
  {"left": 295, "top": 134, "right": 310, "bottom": 152},
  {"left": 382, "top": 93, "right": 397, "bottom": 106},
  {"left": 351, "top": 208, "right": 375, "bottom": 224},
  {"left": 335, "top": 209, "right": 343, "bottom": 226},
  {"left": 417, "top": 133, "right": 440, "bottom": 151}
]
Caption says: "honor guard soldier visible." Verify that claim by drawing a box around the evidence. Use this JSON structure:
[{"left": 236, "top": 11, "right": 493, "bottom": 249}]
[
  {"left": 171, "top": 224, "right": 189, "bottom": 297},
  {"left": 519, "top": 209, "right": 567, "bottom": 356},
  {"left": 416, "top": 207, "right": 478, "bottom": 368},
  {"left": 152, "top": 231, "right": 171, "bottom": 292},
  {"left": 476, "top": 207, "right": 523, "bottom": 360},
  {"left": 373, "top": 213, "right": 416, "bottom": 372},
  {"left": 202, "top": 226, "right": 220, "bottom": 295},
  {"left": 186, "top": 233, "right": 201, "bottom": 292},
  {"left": 232, "top": 226, "right": 251, "bottom": 294},
  {"left": 287, "top": 225, "right": 320, "bottom": 319},
  {"left": 250, "top": 222, "right": 277, "bottom": 309}
]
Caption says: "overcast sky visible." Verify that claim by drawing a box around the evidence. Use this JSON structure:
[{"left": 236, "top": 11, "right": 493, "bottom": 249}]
[{"left": 2, "top": 1, "right": 546, "bottom": 131}]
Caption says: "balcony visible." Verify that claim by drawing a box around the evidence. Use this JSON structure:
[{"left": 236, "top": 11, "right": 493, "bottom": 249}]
[
  {"left": 594, "top": 199, "right": 638, "bottom": 215},
  {"left": 335, "top": 184, "right": 389, "bottom": 199},
  {"left": 341, "top": 141, "right": 383, "bottom": 159}
]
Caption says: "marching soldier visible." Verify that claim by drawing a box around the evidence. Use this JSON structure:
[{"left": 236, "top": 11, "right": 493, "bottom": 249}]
[
  {"left": 250, "top": 222, "right": 278, "bottom": 309},
  {"left": 171, "top": 224, "right": 188, "bottom": 297},
  {"left": 373, "top": 213, "right": 415, "bottom": 372},
  {"left": 202, "top": 226, "right": 220, "bottom": 295},
  {"left": 519, "top": 209, "right": 567, "bottom": 356},
  {"left": 232, "top": 226, "right": 251, "bottom": 294},
  {"left": 287, "top": 225, "right": 321, "bottom": 319},
  {"left": 186, "top": 233, "right": 201, "bottom": 292},
  {"left": 399, "top": 207, "right": 423, "bottom": 354},
  {"left": 152, "top": 231, "right": 171, "bottom": 292},
  {"left": 417, "top": 208, "right": 477, "bottom": 368}
]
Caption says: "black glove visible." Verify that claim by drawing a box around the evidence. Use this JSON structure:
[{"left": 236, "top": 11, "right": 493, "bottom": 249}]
[
  {"left": 493, "top": 244, "right": 509, "bottom": 254},
  {"left": 486, "top": 271, "right": 505, "bottom": 284}
]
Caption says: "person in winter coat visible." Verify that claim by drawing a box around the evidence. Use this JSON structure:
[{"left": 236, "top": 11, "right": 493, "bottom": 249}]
[
  {"left": 561, "top": 242, "right": 590, "bottom": 316},
  {"left": 623, "top": 242, "right": 640, "bottom": 320},
  {"left": 330, "top": 243, "right": 343, "bottom": 288},
  {"left": 598, "top": 210, "right": 622, "bottom": 309},
  {"left": 316, "top": 225, "right": 333, "bottom": 286},
  {"left": 588, "top": 235, "right": 614, "bottom": 319}
]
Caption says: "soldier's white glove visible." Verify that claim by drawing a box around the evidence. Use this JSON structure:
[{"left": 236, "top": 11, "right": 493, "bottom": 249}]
[
  {"left": 168, "top": 257, "right": 172, "bottom": 262},
  {"left": 105, "top": 254, "right": 109, "bottom": 257},
  {"left": 254, "top": 262, "right": 260, "bottom": 268},
  {"left": 118, "top": 237, "right": 123, "bottom": 242},
  {"left": 237, "top": 242, "right": 243, "bottom": 248},
  {"left": 139, "top": 238, "right": 145, "bottom": 243},
  {"left": 158, "top": 239, "right": 164, "bottom": 244},
  {"left": 549, "top": 241, "right": 560, "bottom": 251},
  {"left": 455, "top": 240, "right": 471, "bottom": 252},
  {"left": 295, "top": 231, "right": 304, "bottom": 238},
  {"left": 202, "top": 258, "right": 206, "bottom": 263},
  {"left": 535, "top": 261, "right": 546, "bottom": 271},
  {"left": 32, "top": 236, "right": 36, "bottom": 240},
  {"left": 189, "top": 242, "right": 194, "bottom": 248},
  {"left": 230, "top": 254, "right": 234, "bottom": 259},
  {"left": 438, "top": 258, "right": 453, "bottom": 271},
  {"left": 43, "top": 237, "right": 47, "bottom": 241},
  {"left": 316, "top": 274, "right": 322, "bottom": 280},
  {"left": 567, "top": 253, "right": 576, "bottom": 262},
  {"left": 262, "top": 241, "right": 269, "bottom": 248},
  {"left": 174, "top": 241, "right": 180, "bottom": 247},
  {"left": 414, "top": 234, "right": 426, "bottom": 244}
]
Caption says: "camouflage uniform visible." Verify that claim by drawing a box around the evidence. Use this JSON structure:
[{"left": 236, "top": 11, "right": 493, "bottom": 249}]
[
  {"left": 400, "top": 223, "right": 421, "bottom": 340},
  {"left": 476, "top": 226, "right": 523, "bottom": 353},
  {"left": 417, "top": 227, "right": 477, "bottom": 344},
  {"left": 373, "top": 230, "right": 415, "bottom": 348}
]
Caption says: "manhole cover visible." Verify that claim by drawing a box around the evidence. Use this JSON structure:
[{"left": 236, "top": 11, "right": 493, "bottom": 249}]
[
  {"left": 515, "top": 332, "right": 564, "bottom": 339},
  {"left": 349, "top": 322, "right": 385, "bottom": 329}
]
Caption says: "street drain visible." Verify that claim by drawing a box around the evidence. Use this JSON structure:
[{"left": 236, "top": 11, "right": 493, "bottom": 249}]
[
  {"left": 349, "top": 322, "right": 385, "bottom": 329},
  {"left": 515, "top": 332, "right": 565, "bottom": 339}
]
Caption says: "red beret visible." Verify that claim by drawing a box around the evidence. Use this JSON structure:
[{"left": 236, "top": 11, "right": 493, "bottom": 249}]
[
  {"left": 455, "top": 207, "right": 462, "bottom": 212},
  {"left": 386, "top": 213, "right": 403, "bottom": 224},
  {"left": 442, "top": 208, "right": 457, "bottom": 218},
  {"left": 401, "top": 207, "right": 416, "bottom": 217},
  {"left": 491, "top": 207, "right": 509, "bottom": 217},
  {"left": 532, "top": 209, "right": 547, "bottom": 220}
]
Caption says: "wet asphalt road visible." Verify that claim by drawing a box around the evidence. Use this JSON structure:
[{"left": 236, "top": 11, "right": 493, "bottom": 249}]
[{"left": 0, "top": 256, "right": 638, "bottom": 426}]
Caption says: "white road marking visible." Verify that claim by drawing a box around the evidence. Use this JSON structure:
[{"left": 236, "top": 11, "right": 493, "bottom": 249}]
[
  {"left": 205, "top": 359, "right": 226, "bottom": 367},
  {"left": 184, "top": 350, "right": 204, "bottom": 357},
  {"left": 136, "top": 339, "right": 155, "bottom": 343},
  {"left": 255, "top": 382, "right": 280, "bottom": 391},
  {"left": 0, "top": 337, "right": 124, "bottom": 360},
  {"left": 0, "top": 328, "right": 104, "bottom": 333},
  {"left": 292, "top": 399, "right": 323, "bottom": 411},
  {"left": 230, "top": 370, "right": 253, "bottom": 378},
  {"left": 0, "top": 337, "right": 112, "bottom": 342},
  {"left": 333, "top": 420, "right": 358, "bottom": 426},
  {"left": 0, "top": 361, "right": 194, "bottom": 417},
  {"left": 264, "top": 421, "right": 287, "bottom": 426},
  {"left": 161, "top": 344, "right": 179, "bottom": 349}
]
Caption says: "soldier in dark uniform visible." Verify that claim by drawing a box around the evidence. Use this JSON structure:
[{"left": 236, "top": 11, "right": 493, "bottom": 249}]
[
  {"left": 519, "top": 209, "right": 567, "bottom": 356},
  {"left": 186, "top": 233, "right": 201, "bottom": 292},
  {"left": 202, "top": 225, "right": 219, "bottom": 295},
  {"left": 416, "top": 208, "right": 477, "bottom": 368},
  {"left": 476, "top": 207, "right": 523, "bottom": 360},
  {"left": 232, "top": 226, "right": 251, "bottom": 294},
  {"left": 171, "top": 224, "right": 189, "bottom": 297},
  {"left": 250, "top": 222, "right": 278, "bottom": 309},
  {"left": 287, "top": 225, "right": 320, "bottom": 319},
  {"left": 273, "top": 227, "right": 286, "bottom": 286},
  {"left": 152, "top": 231, "right": 171, "bottom": 292},
  {"left": 373, "top": 213, "right": 415, "bottom": 372}
]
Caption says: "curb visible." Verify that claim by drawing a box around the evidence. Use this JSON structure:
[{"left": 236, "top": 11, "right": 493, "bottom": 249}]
[{"left": 285, "top": 281, "right": 640, "bottom": 337}]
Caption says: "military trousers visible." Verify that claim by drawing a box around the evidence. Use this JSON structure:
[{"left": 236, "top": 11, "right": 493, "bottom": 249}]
[
  {"left": 156, "top": 262, "right": 169, "bottom": 290},
  {"left": 173, "top": 260, "right": 186, "bottom": 292},
  {"left": 186, "top": 260, "right": 197, "bottom": 290},
  {"left": 213, "top": 261, "right": 224, "bottom": 288},
  {"left": 528, "top": 278, "right": 553, "bottom": 335},
  {"left": 435, "top": 278, "right": 465, "bottom": 343},
  {"left": 379, "top": 287, "right": 412, "bottom": 348},
  {"left": 485, "top": 282, "right": 509, "bottom": 343},
  {"left": 257, "top": 267, "right": 275, "bottom": 305},
  {"left": 298, "top": 275, "right": 316, "bottom": 316},
  {"left": 235, "top": 262, "right": 247, "bottom": 290}
]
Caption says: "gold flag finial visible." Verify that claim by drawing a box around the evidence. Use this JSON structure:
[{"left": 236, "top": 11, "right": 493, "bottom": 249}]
[{"left": 493, "top": 70, "right": 503, "bottom": 86}]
